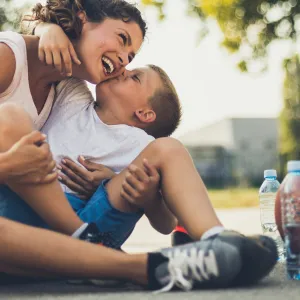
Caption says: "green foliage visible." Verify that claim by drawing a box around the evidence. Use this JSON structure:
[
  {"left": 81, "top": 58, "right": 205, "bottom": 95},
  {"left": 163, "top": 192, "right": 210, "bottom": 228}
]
[
  {"left": 0, "top": 0, "right": 31, "bottom": 32},
  {"left": 142, "top": 0, "right": 300, "bottom": 170},
  {"left": 142, "top": 0, "right": 299, "bottom": 71},
  {"left": 279, "top": 54, "right": 300, "bottom": 161},
  {"left": 141, "top": 0, "right": 167, "bottom": 20}
]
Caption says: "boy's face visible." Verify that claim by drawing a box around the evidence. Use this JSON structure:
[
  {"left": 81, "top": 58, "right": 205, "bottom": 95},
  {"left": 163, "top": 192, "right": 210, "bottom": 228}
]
[{"left": 96, "top": 67, "right": 162, "bottom": 125}]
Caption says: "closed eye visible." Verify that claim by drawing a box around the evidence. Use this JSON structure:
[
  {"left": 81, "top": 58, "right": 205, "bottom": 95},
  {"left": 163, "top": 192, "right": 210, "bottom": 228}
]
[
  {"left": 119, "top": 33, "right": 127, "bottom": 46},
  {"left": 132, "top": 74, "right": 140, "bottom": 83}
]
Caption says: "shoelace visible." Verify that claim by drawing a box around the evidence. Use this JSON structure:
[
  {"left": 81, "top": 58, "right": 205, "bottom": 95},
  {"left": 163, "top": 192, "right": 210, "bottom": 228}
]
[{"left": 154, "top": 248, "right": 219, "bottom": 293}]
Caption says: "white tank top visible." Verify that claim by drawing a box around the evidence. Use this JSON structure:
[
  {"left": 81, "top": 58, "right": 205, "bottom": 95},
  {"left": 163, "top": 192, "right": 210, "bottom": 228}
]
[{"left": 0, "top": 31, "right": 55, "bottom": 130}]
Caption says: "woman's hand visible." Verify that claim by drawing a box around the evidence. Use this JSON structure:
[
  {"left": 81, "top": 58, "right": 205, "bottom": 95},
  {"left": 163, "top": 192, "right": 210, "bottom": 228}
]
[
  {"left": 35, "top": 23, "right": 81, "bottom": 76},
  {"left": 120, "top": 159, "right": 161, "bottom": 209},
  {"left": 58, "top": 156, "right": 116, "bottom": 200},
  {"left": 2, "top": 131, "right": 57, "bottom": 184}
]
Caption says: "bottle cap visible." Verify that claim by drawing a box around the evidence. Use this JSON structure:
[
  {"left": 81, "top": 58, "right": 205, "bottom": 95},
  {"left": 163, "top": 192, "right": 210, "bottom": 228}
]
[
  {"left": 264, "top": 169, "right": 277, "bottom": 178},
  {"left": 287, "top": 161, "right": 300, "bottom": 172}
]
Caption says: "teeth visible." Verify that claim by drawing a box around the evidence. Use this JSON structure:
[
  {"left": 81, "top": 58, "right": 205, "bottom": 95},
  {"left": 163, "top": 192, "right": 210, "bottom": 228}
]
[{"left": 102, "top": 56, "right": 115, "bottom": 74}]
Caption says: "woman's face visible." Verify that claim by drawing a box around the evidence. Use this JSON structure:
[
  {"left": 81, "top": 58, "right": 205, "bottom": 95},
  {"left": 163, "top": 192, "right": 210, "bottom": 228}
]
[{"left": 75, "top": 18, "right": 143, "bottom": 84}]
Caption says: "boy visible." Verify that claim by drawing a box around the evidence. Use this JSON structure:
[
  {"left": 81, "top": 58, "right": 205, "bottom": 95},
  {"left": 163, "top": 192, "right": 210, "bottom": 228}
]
[
  {"left": 36, "top": 65, "right": 222, "bottom": 251},
  {"left": 41, "top": 65, "right": 182, "bottom": 248}
]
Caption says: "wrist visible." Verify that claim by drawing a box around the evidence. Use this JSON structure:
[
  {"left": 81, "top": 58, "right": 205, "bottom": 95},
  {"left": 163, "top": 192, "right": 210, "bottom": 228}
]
[{"left": 35, "top": 22, "right": 59, "bottom": 37}]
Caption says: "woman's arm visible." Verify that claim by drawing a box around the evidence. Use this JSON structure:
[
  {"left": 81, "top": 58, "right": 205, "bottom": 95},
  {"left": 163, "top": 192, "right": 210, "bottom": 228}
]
[
  {"left": 0, "top": 43, "right": 16, "bottom": 93},
  {"left": 0, "top": 131, "right": 57, "bottom": 184}
]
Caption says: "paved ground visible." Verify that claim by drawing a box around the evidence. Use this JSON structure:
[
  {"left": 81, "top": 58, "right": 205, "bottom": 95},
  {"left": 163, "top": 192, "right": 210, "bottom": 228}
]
[{"left": 1, "top": 208, "right": 299, "bottom": 299}]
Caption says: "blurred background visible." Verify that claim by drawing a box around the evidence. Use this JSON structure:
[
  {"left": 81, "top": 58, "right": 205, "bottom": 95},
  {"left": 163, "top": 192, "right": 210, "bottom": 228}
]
[{"left": 1, "top": 0, "right": 300, "bottom": 209}]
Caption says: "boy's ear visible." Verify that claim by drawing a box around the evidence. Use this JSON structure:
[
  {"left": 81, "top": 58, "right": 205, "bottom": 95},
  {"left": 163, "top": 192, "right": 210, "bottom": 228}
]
[{"left": 135, "top": 108, "right": 156, "bottom": 124}]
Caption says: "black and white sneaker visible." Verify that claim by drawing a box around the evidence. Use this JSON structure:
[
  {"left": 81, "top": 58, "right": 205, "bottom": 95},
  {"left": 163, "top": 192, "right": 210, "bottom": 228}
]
[
  {"left": 148, "top": 230, "right": 278, "bottom": 292},
  {"left": 171, "top": 230, "right": 194, "bottom": 246},
  {"left": 77, "top": 223, "right": 103, "bottom": 244}
]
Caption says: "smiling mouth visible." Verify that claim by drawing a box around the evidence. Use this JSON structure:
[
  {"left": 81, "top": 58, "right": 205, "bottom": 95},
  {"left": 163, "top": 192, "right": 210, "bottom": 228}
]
[{"left": 102, "top": 56, "right": 115, "bottom": 75}]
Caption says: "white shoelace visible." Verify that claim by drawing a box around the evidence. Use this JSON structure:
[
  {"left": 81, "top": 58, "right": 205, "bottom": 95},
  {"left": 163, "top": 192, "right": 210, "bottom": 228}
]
[{"left": 154, "top": 248, "right": 219, "bottom": 294}]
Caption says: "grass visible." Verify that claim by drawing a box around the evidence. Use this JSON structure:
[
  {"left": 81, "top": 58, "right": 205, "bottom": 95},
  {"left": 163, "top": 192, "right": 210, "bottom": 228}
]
[{"left": 207, "top": 188, "right": 259, "bottom": 209}]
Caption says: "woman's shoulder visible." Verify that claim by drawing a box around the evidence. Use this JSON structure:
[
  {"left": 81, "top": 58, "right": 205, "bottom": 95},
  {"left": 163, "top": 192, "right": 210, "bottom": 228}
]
[
  {"left": 0, "top": 31, "right": 28, "bottom": 94},
  {"left": 0, "top": 31, "right": 26, "bottom": 49}
]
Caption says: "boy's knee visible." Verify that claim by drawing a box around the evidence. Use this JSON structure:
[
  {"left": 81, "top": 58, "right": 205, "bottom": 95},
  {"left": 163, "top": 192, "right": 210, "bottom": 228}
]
[
  {"left": 0, "top": 103, "right": 33, "bottom": 143},
  {"left": 150, "top": 137, "right": 186, "bottom": 159}
]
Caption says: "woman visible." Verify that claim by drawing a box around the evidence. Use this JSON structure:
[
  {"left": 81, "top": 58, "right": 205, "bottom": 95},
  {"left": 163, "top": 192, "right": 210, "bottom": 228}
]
[
  {"left": 0, "top": 0, "right": 146, "bottom": 236},
  {"left": 0, "top": 0, "right": 278, "bottom": 290}
]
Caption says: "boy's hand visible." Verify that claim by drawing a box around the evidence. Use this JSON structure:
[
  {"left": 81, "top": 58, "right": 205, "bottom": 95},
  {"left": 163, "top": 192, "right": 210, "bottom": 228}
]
[
  {"left": 120, "top": 159, "right": 161, "bottom": 209},
  {"left": 4, "top": 131, "right": 57, "bottom": 184},
  {"left": 58, "top": 156, "right": 115, "bottom": 200},
  {"left": 35, "top": 23, "right": 81, "bottom": 76}
]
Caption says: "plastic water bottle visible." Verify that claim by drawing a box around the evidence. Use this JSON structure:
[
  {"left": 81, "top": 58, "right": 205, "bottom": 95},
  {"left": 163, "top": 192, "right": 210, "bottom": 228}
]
[
  {"left": 280, "top": 161, "right": 300, "bottom": 280},
  {"left": 259, "top": 169, "right": 285, "bottom": 260}
]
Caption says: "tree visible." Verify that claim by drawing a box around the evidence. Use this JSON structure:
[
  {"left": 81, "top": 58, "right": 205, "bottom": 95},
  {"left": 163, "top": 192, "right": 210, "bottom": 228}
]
[
  {"left": 0, "top": 0, "right": 31, "bottom": 31},
  {"left": 142, "top": 0, "right": 300, "bottom": 172},
  {"left": 279, "top": 55, "right": 300, "bottom": 162}
]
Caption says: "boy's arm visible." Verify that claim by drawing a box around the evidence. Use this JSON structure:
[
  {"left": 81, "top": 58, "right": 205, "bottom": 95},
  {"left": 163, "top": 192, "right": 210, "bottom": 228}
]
[
  {"left": 122, "top": 161, "right": 177, "bottom": 235},
  {"left": 25, "top": 22, "right": 81, "bottom": 76},
  {"left": 144, "top": 192, "right": 177, "bottom": 235}
]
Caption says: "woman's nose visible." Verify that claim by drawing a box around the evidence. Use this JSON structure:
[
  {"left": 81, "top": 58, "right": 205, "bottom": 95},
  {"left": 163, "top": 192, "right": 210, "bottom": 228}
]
[{"left": 118, "top": 52, "right": 130, "bottom": 66}]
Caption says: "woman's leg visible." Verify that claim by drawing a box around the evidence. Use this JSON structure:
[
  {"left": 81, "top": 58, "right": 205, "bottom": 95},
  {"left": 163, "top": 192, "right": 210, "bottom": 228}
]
[
  {"left": 0, "top": 103, "right": 83, "bottom": 234},
  {"left": 0, "top": 217, "right": 148, "bottom": 284}
]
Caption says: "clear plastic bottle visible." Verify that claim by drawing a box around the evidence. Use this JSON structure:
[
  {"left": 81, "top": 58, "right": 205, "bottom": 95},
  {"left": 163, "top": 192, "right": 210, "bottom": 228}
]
[
  {"left": 280, "top": 161, "right": 300, "bottom": 279},
  {"left": 259, "top": 169, "right": 285, "bottom": 260}
]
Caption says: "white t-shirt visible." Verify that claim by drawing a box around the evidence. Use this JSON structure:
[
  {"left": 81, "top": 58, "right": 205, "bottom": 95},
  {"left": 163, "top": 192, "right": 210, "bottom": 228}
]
[
  {"left": 42, "top": 78, "right": 155, "bottom": 194},
  {"left": 0, "top": 31, "right": 55, "bottom": 130}
]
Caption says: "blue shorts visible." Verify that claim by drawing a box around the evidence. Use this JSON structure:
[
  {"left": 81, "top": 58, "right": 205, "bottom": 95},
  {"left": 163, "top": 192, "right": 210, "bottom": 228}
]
[
  {"left": 66, "top": 181, "right": 143, "bottom": 249},
  {"left": 0, "top": 182, "right": 143, "bottom": 249}
]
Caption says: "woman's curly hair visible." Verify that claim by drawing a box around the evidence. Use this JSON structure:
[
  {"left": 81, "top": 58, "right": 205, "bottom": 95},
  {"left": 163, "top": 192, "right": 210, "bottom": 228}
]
[{"left": 24, "top": 0, "right": 147, "bottom": 39}]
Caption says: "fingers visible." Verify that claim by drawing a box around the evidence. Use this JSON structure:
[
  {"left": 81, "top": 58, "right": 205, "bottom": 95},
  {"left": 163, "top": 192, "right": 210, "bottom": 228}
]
[
  {"left": 125, "top": 171, "right": 145, "bottom": 192},
  {"left": 52, "top": 49, "right": 63, "bottom": 74},
  {"left": 121, "top": 181, "right": 139, "bottom": 201},
  {"left": 40, "top": 172, "right": 58, "bottom": 184},
  {"left": 45, "top": 159, "right": 57, "bottom": 174},
  {"left": 78, "top": 156, "right": 102, "bottom": 172},
  {"left": 61, "top": 48, "right": 72, "bottom": 76},
  {"left": 38, "top": 48, "right": 45, "bottom": 65},
  {"left": 59, "top": 163, "right": 91, "bottom": 189},
  {"left": 128, "top": 164, "right": 150, "bottom": 183},
  {"left": 45, "top": 48, "right": 54, "bottom": 67},
  {"left": 143, "top": 159, "right": 160, "bottom": 178},
  {"left": 20, "top": 131, "right": 46, "bottom": 146},
  {"left": 38, "top": 143, "right": 52, "bottom": 160},
  {"left": 120, "top": 188, "right": 135, "bottom": 204},
  {"left": 58, "top": 173, "right": 90, "bottom": 196},
  {"left": 69, "top": 44, "right": 81, "bottom": 65},
  {"left": 61, "top": 158, "right": 92, "bottom": 182}
]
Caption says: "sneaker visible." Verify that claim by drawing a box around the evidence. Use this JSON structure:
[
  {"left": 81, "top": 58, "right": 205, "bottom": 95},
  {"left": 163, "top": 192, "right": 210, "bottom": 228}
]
[
  {"left": 77, "top": 223, "right": 103, "bottom": 244},
  {"left": 149, "top": 230, "right": 277, "bottom": 292},
  {"left": 230, "top": 234, "right": 278, "bottom": 286},
  {"left": 171, "top": 230, "right": 194, "bottom": 246}
]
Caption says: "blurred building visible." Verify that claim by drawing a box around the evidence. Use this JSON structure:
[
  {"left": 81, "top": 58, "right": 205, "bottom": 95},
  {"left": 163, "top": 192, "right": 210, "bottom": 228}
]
[{"left": 179, "top": 118, "right": 279, "bottom": 187}]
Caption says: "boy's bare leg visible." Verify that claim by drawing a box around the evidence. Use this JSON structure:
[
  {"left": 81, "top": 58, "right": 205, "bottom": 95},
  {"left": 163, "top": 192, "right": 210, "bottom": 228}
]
[
  {"left": 0, "top": 104, "right": 83, "bottom": 234},
  {"left": 106, "top": 137, "right": 222, "bottom": 240},
  {"left": 0, "top": 217, "right": 147, "bottom": 284}
]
